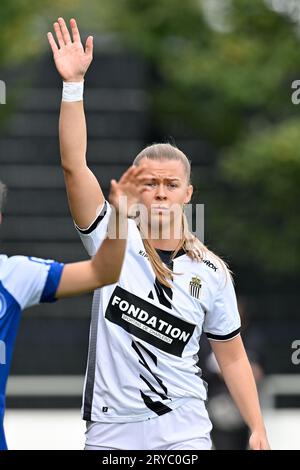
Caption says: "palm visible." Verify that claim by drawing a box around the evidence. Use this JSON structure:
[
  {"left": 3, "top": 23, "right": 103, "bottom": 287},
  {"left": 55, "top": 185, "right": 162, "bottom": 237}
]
[
  {"left": 109, "top": 165, "right": 150, "bottom": 216},
  {"left": 53, "top": 43, "right": 90, "bottom": 81},
  {"left": 120, "top": 182, "right": 140, "bottom": 207}
]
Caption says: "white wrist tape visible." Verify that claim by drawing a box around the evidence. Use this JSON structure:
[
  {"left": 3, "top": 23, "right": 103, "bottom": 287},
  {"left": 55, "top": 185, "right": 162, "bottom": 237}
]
[{"left": 62, "top": 81, "right": 84, "bottom": 102}]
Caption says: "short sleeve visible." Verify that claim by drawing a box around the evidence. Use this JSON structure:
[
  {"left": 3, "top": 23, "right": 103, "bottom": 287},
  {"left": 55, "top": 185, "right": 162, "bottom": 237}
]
[
  {"left": 1, "top": 256, "right": 64, "bottom": 310},
  {"left": 203, "top": 271, "right": 241, "bottom": 341},
  {"left": 75, "top": 200, "right": 112, "bottom": 256}
]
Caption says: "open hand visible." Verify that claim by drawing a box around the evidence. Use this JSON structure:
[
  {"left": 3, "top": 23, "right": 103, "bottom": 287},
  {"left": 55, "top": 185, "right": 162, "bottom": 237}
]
[
  {"left": 47, "top": 17, "right": 93, "bottom": 82},
  {"left": 109, "top": 165, "right": 150, "bottom": 217}
]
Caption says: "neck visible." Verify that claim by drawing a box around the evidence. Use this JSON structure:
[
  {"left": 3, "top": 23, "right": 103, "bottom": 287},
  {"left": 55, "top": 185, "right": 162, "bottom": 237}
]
[
  {"left": 152, "top": 218, "right": 183, "bottom": 251},
  {"left": 140, "top": 217, "right": 184, "bottom": 251},
  {"left": 151, "top": 238, "right": 182, "bottom": 251}
]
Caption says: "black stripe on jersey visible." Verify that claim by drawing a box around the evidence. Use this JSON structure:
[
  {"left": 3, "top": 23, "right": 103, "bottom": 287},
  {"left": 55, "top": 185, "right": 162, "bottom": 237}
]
[
  {"left": 148, "top": 253, "right": 173, "bottom": 309},
  {"left": 140, "top": 391, "right": 172, "bottom": 416},
  {"left": 205, "top": 327, "right": 241, "bottom": 341},
  {"left": 134, "top": 339, "right": 158, "bottom": 366},
  {"left": 140, "top": 375, "right": 168, "bottom": 400},
  {"left": 132, "top": 340, "right": 168, "bottom": 395},
  {"left": 83, "top": 292, "right": 101, "bottom": 421},
  {"left": 76, "top": 201, "right": 108, "bottom": 235},
  {"left": 132, "top": 341, "right": 172, "bottom": 416},
  {"left": 153, "top": 280, "right": 172, "bottom": 309}
]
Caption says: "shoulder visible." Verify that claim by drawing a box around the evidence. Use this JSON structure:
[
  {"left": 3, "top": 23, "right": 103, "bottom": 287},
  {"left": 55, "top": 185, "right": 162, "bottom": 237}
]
[
  {"left": 7, "top": 255, "right": 55, "bottom": 268},
  {"left": 75, "top": 200, "right": 111, "bottom": 235},
  {"left": 1, "top": 256, "right": 60, "bottom": 281},
  {"left": 1, "top": 256, "right": 63, "bottom": 309},
  {"left": 1, "top": 255, "right": 28, "bottom": 273},
  {"left": 177, "top": 252, "right": 226, "bottom": 279}
]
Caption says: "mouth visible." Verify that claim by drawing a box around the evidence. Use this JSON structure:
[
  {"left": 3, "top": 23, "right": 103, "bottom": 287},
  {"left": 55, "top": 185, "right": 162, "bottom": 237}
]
[{"left": 151, "top": 206, "right": 170, "bottom": 213}]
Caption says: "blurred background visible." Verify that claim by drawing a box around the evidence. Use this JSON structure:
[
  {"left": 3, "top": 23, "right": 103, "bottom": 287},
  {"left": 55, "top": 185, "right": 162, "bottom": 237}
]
[{"left": 0, "top": 0, "right": 300, "bottom": 449}]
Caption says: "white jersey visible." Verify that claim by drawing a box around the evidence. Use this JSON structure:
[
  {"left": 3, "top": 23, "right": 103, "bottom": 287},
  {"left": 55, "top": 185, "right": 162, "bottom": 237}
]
[{"left": 77, "top": 202, "right": 241, "bottom": 424}]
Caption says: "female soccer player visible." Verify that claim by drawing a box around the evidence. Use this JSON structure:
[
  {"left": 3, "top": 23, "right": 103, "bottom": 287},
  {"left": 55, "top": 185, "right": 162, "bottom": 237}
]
[
  {"left": 0, "top": 165, "right": 149, "bottom": 450},
  {"left": 48, "top": 17, "right": 270, "bottom": 450}
]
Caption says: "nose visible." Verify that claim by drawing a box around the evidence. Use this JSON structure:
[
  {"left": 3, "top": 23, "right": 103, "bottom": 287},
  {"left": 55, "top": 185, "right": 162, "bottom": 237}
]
[{"left": 155, "top": 183, "right": 167, "bottom": 200}]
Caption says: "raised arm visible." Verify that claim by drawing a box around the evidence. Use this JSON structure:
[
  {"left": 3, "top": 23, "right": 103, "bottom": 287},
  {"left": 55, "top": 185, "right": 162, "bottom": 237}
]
[{"left": 47, "top": 17, "right": 104, "bottom": 228}]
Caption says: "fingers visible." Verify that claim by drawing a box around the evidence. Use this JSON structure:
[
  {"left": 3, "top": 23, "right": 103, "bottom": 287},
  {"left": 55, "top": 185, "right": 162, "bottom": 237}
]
[
  {"left": 53, "top": 18, "right": 71, "bottom": 49},
  {"left": 70, "top": 18, "right": 81, "bottom": 43},
  {"left": 116, "top": 163, "right": 153, "bottom": 201},
  {"left": 134, "top": 166, "right": 154, "bottom": 190},
  {"left": 135, "top": 174, "right": 152, "bottom": 192},
  {"left": 47, "top": 32, "right": 58, "bottom": 54},
  {"left": 58, "top": 17, "right": 71, "bottom": 45},
  {"left": 133, "top": 163, "right": 150, "bottom": 179},
  {"left": 85, "top": 36, "right": 93, "bottom": 58},
  {"left": 119, "top": 163, "right": 150, "bottom": 185},
  {"left": 110, "top": 179, "right": 118, "bottom": 192},
  {"left": 53, "top": 21, "right": 65, "bottom": 48},
  {"left": 108, "top": 179, "right": 118, "bottom": 200},
  {"left": 109, "top": 179, "right": 128, "bottom": 214},
  {"left": 118, "top": 165, "right": 136, "bottom": 185}
]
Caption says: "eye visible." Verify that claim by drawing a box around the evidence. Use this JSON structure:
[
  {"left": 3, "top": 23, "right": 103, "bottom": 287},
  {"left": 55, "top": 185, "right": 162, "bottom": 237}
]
[
  {"left": 145, "top": 182, "right": 157, "bottom": 188},
  {"left": 167, "top": 183, "right": 178, "bottom": 189}
]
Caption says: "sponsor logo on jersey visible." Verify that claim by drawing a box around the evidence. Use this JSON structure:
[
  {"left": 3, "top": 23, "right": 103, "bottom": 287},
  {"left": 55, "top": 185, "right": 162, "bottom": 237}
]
[
  {"left": 189, "top": 275, "right": 202, "bottom": 299},
  {"left": 105, "top": 286, "right": 195, "bottom": 357},
  {"left": 202, "top": 259, "right": 218, "bottom": 272},
  {"left": 138, "top": 250, "right": 149, "bottom": 259}
]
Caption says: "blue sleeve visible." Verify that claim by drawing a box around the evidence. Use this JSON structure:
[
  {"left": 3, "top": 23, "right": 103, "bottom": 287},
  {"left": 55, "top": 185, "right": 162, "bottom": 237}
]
[{"left": 40, "top": 262, "right": 64, "bottom": 303}]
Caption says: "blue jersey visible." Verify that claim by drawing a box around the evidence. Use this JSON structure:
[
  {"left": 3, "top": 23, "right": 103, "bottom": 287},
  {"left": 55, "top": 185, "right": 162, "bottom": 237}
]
[{"left": 0, "top": 254, "right": 64, "bottom": 450}]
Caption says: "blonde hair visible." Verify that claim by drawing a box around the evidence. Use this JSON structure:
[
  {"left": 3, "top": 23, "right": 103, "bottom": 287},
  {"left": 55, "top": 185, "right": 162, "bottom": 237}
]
[
  {"left": 133, "top": 143, "right": 228, "bottom": 287},
  {"left": 0, "top": 181, "right": 7, "bottom": 212}
]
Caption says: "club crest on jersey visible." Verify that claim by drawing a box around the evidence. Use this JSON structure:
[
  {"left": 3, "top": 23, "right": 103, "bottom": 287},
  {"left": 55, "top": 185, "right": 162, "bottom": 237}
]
[{"left": 189, "top": 276, "right": 202, "bottom": 299}]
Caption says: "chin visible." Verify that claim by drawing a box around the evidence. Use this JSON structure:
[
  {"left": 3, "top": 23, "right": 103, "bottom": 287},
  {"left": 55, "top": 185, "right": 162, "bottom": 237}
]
[{"left": 148, "top": 213, "right": 172, "bottom": 235}]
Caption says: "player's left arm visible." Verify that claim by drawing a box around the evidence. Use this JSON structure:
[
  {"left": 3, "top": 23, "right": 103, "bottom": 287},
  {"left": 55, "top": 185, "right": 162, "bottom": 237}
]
[{"left": 209, "top": 335, "right": 271, "bottom": 450}]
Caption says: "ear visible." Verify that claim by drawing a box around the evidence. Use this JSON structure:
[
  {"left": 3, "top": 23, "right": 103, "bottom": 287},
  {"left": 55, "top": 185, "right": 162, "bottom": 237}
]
[{"left": 184, "top": 184, "right": 193, "bottom": 204}]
